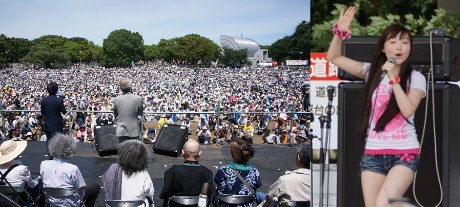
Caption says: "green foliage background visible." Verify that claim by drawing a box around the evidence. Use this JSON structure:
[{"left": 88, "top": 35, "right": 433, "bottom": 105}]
[{"left": 311, "top": 0, "right": 460, "bottom": 52}]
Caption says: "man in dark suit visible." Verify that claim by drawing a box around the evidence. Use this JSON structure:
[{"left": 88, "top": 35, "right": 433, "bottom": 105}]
[
  {"left": 40, "top": 82, "right": 67, "bottom": 153},
  {"left": 160, "top": 140, "right": 214, "bottom": 207},
  {"left": 113, "top": 78, "right": 143, "bottom": 143}
]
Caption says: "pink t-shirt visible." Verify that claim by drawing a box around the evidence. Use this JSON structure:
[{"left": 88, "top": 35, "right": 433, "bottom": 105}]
[{"left": 363, "top": 63, "right": 426, "bottom": 155}]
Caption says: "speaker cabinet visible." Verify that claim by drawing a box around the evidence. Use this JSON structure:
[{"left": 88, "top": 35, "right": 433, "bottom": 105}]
[
  {"left": 94, "top": 124, "right": 118, "bottom": 157},
  {"left": 337, "top": 82, "right": 460, "bottom": 207},
  {"left": 153, "top": 124, "right": 189, "bottom": 157},
  {"left": 339, "top": 36, "right": 460, "bottom": 81}
]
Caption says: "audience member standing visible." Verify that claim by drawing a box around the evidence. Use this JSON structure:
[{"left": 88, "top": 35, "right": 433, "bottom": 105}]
[
  {"left": 160, "top": 140, "right": 214, "bottom": 207},
  {"left": 40, "top": 82, "right": 66, "bottom": 153},
  {"left": 113, "top": 78, "right": 143, "bottom": 143}
]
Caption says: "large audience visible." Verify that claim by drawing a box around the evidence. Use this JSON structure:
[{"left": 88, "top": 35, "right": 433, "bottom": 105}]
[
  {"left": 0, "top": 62, "right": 311, "bottom": 142},
  {"left": 0, "top": 62, "right": 313, "bottom": 206}
]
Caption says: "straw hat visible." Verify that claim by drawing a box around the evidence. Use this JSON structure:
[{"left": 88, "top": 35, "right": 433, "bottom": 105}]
[{"left": 0, "top": 140, "right": 27, "bottom": 164}]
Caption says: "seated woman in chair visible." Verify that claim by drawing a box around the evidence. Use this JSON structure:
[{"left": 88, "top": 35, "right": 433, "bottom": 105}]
[
  {"left": 0, "top": 140, "right": 41, "bottom": 206},
  {"left": 40, "top": 133, "right": 100, "bottom": 207},
  {"left": 102, "top": 140, "right": 154, "bottom": 206},
  {"left": 214, "top": 140, "right": 262, "bottom": 207}
]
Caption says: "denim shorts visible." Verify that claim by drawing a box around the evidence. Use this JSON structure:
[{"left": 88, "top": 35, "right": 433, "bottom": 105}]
[{"left": 360, "top": 154, "right": 420, "bottom": 175}]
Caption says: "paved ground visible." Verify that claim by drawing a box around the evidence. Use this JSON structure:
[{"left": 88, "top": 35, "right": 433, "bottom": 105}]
[{"left": 19, "top": 141, "right": 299, "bottom": 207}]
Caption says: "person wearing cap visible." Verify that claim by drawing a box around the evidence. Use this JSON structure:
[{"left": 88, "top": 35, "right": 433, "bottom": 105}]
[
  {"left": 40, "top": 81, "right": 67, "bottom": 153},
  {"left": 160, "top": 140, "right": 214, "bottom": 207},
  {"left": 113, "top": 78, "right": 143, "bottom": 143},
  {"left": 0, "top": 140, "right": 42, "bottom": 205},
  {"left": 296, "top": 131, "right": 310, "bottom": 144},
  {"left": 197, "top": 126, "right": 212, "bottom": 144},
  {"left": 280, "top": 129, "right": 289, "bottom": 144}
]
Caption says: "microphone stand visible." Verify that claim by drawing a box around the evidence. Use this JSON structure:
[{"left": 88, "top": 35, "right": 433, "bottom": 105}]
[
  {"left": 318, "top": 87, "right": 334, "bottom": 207},
  {"left": 318, "top": 115, "right": 330, "bottom": 207}
]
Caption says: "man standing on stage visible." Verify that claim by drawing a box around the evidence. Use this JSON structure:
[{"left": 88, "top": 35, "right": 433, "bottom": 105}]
[
  {"left": 113, "top": 78, "right": 143, "bottom": 143},
  {"left": 41, "top": 82, "right": 67, "bottom": 153}
]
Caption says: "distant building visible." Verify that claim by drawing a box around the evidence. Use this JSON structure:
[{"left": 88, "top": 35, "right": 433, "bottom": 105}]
[{"left": 220, "top": 35, "right": 272, "bottom": 66}]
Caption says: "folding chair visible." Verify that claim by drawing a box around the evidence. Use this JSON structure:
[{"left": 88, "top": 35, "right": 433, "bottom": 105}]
[
  {"left": 105, "top": 199, "right": 146, "bottom": 207},
  {"left": 168, "top": 195, "right": 199, "bottom": 206}
]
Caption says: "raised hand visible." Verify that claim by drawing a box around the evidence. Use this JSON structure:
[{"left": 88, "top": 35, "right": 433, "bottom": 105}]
[{"left": 337, "top": 6, "right": 356, "bottom": 34}]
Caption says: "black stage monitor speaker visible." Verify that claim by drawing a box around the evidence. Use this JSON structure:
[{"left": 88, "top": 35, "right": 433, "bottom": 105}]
[
  {"left": 337, "top": 82, "right": 460, "bottom": 207},
  {"left": 94, "top": 125, "right": 118, "bottom": 157},
  {"left": 339, "top": 36, "right": 460, "bottom": 81},
  {"left": 153, "top": 124, "right": 189, "bottom": 157}
]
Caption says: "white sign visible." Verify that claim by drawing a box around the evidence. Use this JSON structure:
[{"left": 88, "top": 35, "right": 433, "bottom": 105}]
[{"left": 286, "top": 60, "right": 308, "bottom": 66}]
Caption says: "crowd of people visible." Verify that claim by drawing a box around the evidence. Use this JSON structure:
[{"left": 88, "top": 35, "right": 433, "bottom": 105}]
[{"left": 0, "top": 62, "right": 312, "bottom": 145}]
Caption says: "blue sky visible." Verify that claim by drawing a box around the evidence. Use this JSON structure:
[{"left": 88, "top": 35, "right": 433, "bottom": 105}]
[{"left": 0, "top": 0, "right": 310, "bottom": 46}]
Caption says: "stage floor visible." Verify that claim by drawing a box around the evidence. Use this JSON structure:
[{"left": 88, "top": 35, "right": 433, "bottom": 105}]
[{"left": 18, "top": 141, "right": 298, "bottom": 207}]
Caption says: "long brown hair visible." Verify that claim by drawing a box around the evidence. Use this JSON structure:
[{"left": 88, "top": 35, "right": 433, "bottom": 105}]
[{"left": 358, "top": 24, "right": 414, "bottom": 140}]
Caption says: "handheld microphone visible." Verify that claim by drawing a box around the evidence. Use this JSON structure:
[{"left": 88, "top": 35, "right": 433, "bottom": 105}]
[{"left": 380, "top": 57, "right": 397, "bottom": 80}]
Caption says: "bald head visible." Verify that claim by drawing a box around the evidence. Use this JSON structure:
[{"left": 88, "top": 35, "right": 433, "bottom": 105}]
[
  {"left": 183, "top": 140, "right": 201, "bottom": 160},
  {"left": 119, "top": 78, "right": 132, "bottom": 93}
]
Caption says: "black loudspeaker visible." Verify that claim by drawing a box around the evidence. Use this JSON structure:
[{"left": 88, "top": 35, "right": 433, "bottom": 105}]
[
  {"left": 339, "top": 36, "right": 460, "bottom": 81},
  {"left": 337, "top": 82, "right": 460, "bottom": 207},
  {"left": 94, "top": 125, "right": 118, "bottom": 157},
  {"left": 153, "top": 124, "right": 188, "bottom": 157}
]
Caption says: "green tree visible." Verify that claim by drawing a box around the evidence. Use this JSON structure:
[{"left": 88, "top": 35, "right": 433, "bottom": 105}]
[
  {"left": 269, "top": 21, "right": 310, "bottom": 62},
  {"left": 20, "top": 35, "right": 70, "bottom": 68},
  {"left": 0, "top": 35, "right": 6, "bottom": 67},
  {"left": 144, "top": 44, "right": 160, "bottom": 61},
  {"left": 219, "top": 47, "right": 247, "bottom": 67},
  {"left": 63, "top": 37, "right": 101, "bottom": 63},
  {"left": 181, "top": 34, "right": 220, "bottom": 65},
  {"left": 0, "top": 35, "right": 32, "bottom": 67},
  {"left": 21, "top": 44, "right": 70, "bottom": 68},
  {"left": 156, "top": 34, "right": 220, "bottom": 65},
  {"left": 157, "top": 38, "right": 182, "bottom": 63},
  {"left": 102, "top": 29, "right": 145, "bottom": 67},
  {"left": 33, "top": 35, "right": 68, "bottom": 50},
  {"left": 5, "top": 37, "right": 32, "bottom": 63}
]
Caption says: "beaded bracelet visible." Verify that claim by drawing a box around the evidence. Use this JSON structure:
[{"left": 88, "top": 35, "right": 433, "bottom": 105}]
[{"left": 332, "top": 23, "right": 351, "bottom": 40}]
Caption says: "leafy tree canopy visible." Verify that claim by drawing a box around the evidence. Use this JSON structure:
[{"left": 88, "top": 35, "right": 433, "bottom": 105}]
[
  {"left": 269, "top": 21, "right": 310, "bottom": 62},
  {"left": 156, "top": 34, "right": 220, "bottom": 65},
  {"left": 219, "top": 47, "right": 248, "bottom": 68},
  {"left": 103, "top": 29, "right": 145, "bottom": 67}
]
